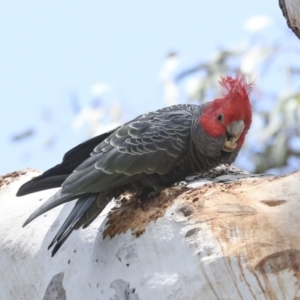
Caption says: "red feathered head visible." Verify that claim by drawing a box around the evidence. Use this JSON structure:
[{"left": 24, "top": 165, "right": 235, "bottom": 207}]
[{"left": 199, "top": 74, "right": 254, "bottom": 150}]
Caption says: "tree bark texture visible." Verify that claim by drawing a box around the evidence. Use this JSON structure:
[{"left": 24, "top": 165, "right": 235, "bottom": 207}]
[{"left": 1, "top": 169, "right": 300, "bottom": 299}]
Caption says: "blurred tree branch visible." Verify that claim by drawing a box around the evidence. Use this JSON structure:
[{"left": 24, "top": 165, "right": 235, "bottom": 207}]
[{"left": 280, "top": 0, "right": 300, "bottom": 39}]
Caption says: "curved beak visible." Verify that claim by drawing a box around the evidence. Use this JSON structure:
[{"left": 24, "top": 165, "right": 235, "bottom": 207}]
[{"left": 222, "top": 120, "right": 245, "bottom": 152}]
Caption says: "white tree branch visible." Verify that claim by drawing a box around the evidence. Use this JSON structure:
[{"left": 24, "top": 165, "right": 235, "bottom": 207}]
[{"left": 1, "top": 169, "right": 300, "bottom": 299}]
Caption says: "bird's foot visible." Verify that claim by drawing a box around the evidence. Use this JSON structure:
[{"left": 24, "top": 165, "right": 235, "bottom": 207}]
[
  {"left": 132, "top": 189, "right": 161, "bottom": 211},
  {"left": 147, "top": 190, "right": 160, "bottom": 198}
]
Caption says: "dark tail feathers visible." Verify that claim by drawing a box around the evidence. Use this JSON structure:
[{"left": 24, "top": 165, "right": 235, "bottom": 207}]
[
  {"left": 48, "top": 193, "right": 111, "bottom": 256},
  {"left": 16, "top": 127, "right": 119, "bottom": 196}
]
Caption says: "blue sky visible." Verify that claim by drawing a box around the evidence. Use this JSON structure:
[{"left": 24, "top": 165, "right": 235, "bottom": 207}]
[{"left": 0, "top": 0, "right": 284, "bottom": 174}]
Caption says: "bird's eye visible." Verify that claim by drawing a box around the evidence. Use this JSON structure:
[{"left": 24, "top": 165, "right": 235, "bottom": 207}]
[{"left": 217, "top": 114, "right": 223, "bottom": 122}]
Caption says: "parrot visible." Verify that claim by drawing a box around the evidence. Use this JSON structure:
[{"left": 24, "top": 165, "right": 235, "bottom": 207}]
[{"left": 17, "top": 74, "right": 253, "bottom": 256}]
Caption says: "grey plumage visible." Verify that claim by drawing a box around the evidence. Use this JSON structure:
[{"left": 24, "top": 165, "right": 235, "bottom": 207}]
[{"left": 17, "top": 104, "right": 240, "bottom": 256}]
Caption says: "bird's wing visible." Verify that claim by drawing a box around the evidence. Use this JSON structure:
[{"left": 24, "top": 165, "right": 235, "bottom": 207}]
[
  {"left": 17, "top": 127, "right": 120, "bottom": 196},
  {"left": 23, "top": 107, "right": 193, "bottom": 225},
  {"left": 62, "top": 107, "right": 193, "bottom": 194}
]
